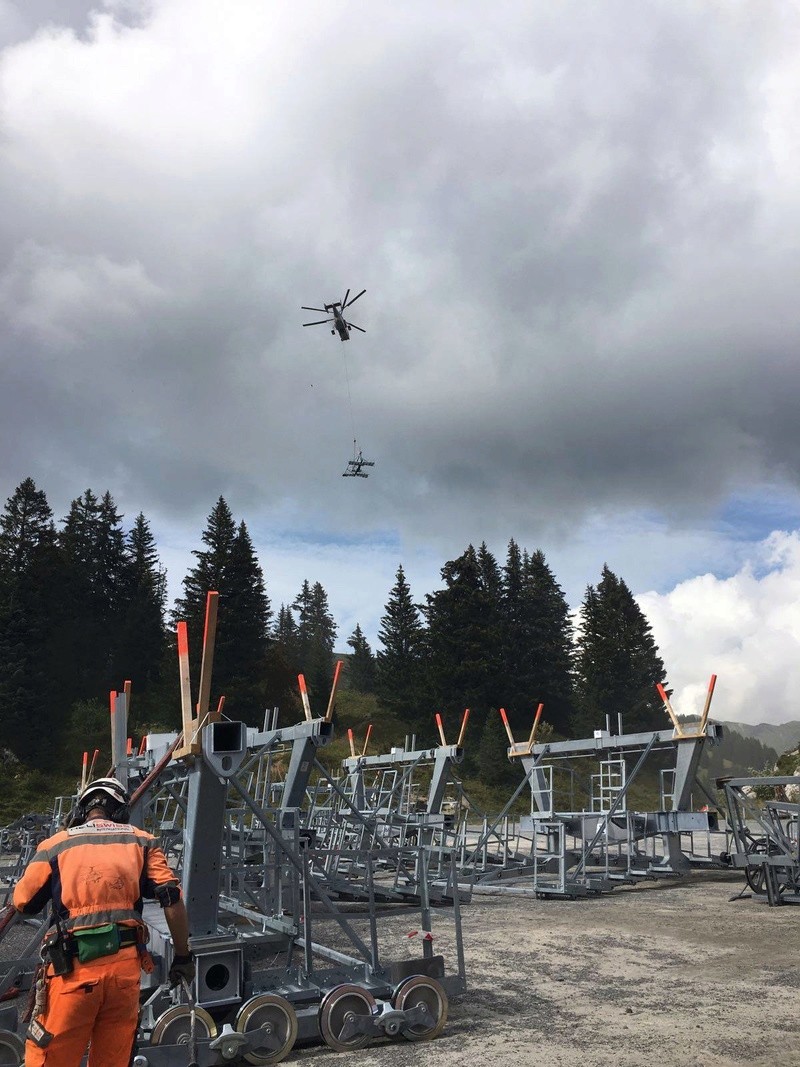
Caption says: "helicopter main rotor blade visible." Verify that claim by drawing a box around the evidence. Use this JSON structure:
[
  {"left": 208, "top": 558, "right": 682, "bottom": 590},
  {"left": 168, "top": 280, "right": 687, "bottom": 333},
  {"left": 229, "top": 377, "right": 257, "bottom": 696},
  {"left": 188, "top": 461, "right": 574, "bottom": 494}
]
[
  {"left": 301, "top": 306, "right": 327, "bottom": 313},
  {"left": 346, "top": 322, "right": 366, "bottom": 333},
  {"left": 344, "top": 288, "right": 366, "bottom": 308},
  {"left": 341, "top": 289, "right": 350, "bottom": 308},
  {"left": 303, "top": 319, "right": 333, "bottom": 327}
]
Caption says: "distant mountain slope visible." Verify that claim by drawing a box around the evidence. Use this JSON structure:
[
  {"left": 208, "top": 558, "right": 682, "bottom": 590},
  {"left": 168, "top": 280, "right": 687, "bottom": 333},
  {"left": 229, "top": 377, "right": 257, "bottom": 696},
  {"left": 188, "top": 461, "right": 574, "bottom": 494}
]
[{"left": 719, "top": 720, "right": 800, "bottom": 757}]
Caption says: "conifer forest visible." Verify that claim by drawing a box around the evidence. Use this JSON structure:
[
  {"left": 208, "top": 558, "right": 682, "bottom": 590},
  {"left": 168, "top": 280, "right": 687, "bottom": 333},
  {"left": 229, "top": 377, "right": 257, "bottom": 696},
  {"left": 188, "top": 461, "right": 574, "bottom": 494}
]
[{"left": 0, "top": 476, "right": 673, "bottom": 779}]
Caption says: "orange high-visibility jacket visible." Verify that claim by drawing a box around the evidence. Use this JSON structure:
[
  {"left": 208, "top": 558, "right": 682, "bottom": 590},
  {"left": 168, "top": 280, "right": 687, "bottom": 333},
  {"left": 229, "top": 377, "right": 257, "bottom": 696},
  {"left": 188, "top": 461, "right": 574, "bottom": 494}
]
[{"left": 13, "top": 818, "right": 180, "bottom": 933}]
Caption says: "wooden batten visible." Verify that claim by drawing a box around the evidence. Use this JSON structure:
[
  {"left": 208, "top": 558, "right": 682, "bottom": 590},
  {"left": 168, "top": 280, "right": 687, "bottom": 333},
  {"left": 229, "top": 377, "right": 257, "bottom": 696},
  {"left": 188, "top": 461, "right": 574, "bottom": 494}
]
[
  {"left": 456, "top": 708, "right": 470, "bottom": 749},
  {"left": 656, "top": 682, "right": 685, "bottom": 737},
  {"left": 298, "top": 674, "right": 313, "bottom": 722},
  {"left": 196, "top": 591, "right": 219, "bottom": 725},
  {"left": 324, "top": 660, "right": 343, "bottom": 723},
  {"left": 435, "top": 713, "right": 447, "bottom": 747},
  {"left": 526, "top": 703, "right": 544, "bottom": 751},
  {"left": 361, "top": 723, "right": 373, "bottom": 757},
  {"left": 698, "top": 674, "right": 717, "bottom": 734},
  {"left": 173, "top": 620, "right": 201, "bottom": 758}
]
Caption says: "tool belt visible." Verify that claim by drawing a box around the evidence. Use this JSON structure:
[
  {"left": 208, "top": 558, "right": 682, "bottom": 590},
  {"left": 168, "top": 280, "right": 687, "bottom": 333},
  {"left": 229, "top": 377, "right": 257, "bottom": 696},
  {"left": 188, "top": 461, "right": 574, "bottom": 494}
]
[{"left": 45, "top": 923, "right": 141, "bottom": 970}]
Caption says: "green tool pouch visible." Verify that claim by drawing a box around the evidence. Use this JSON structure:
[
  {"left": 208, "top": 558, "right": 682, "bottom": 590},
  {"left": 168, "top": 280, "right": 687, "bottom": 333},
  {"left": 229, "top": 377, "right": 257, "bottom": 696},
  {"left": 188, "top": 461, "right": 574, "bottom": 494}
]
[{"left": 74, "top": 924, "right": 120, "bottom": 963}]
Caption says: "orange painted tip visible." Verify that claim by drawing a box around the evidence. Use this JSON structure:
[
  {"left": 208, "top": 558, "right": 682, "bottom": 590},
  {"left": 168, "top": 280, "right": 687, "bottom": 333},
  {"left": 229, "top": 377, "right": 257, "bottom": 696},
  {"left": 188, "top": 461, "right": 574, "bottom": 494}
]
[
  {"left": 461, "top": 708, "right": 470, "bottom": 722},
  {"left": 82, "top": 752, "right": 88, "bottom": 767},
  {"left": 365, "top": 723, "right": 373, "bottom": 740},
  {"left": 92, "top": 748, "right": 99, "bottom": 759},
  {"left": 109, "top": 691, "right": 117, "bottom": 712},
  {"left": 656, "top": 682, "right": 668, "bottom": 699},
  {"left": 177, "top": 621, "right": 189, "bottom": 656},
  {"left": 216, "top": 695, "right": 226, "bottom": 714},
  {"left": 297, "top": 674, "right": 308, "bottom": 693},
  {"left": 499, "top": 708, "right": 509, "bottom": 725},
  {"left": 126, "top": 738, "right": 133, "bottom": 755},
  {"left": 406, "top": 930, "right": 419, "bottom": 938},
  {"left": 708, "top": 674, "right": 717, "bottom": 691},
  {"left": 348, "top": 728, "right": 354, "bottom": 740},
  {"left": 534, "top": 703, "right": 544, "bottom": 721},
  {"left": 138, "top": 737, "right": 147, "bottom": 756},
  {"left": 435, "top": 712, "right": 443, "bottom": 727}
]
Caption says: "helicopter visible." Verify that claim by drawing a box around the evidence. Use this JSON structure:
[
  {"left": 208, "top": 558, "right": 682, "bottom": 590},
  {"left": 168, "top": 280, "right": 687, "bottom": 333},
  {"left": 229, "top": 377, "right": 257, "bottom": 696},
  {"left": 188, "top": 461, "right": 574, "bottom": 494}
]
[
  {"left": 302, "top": 288, "right": 366, "bottom": 341},
  {"left": 342, "top": 444, "right": 375, "bottom": 478}
]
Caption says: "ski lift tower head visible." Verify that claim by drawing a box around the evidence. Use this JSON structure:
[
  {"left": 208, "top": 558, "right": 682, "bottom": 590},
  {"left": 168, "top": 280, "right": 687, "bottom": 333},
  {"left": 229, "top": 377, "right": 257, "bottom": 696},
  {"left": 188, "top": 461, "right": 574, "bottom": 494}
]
[{"left": 343, "top": 449, "right": 375, "bottom": 478}]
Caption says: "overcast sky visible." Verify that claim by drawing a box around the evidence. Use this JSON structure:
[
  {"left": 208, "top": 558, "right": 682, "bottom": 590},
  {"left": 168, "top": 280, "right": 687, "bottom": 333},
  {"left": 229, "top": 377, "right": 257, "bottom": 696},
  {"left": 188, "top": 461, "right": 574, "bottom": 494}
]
[{"left": 2, "top": 1, "right": 799, "bottom": 726}]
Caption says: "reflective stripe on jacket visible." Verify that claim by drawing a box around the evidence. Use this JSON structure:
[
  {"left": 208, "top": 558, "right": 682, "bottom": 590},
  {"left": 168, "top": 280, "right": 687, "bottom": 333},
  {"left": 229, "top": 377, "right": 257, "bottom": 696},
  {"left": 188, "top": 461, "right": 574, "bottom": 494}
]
[{"left": 13, "top": 818, "right": 180, "bottom": 932}]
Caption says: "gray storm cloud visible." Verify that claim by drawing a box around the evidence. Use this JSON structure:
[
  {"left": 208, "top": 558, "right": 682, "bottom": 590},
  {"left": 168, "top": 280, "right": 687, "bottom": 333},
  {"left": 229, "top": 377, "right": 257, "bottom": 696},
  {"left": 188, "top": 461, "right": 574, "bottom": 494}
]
[{"left": 1, "top": 0, "right": 799, "bottom": 558}]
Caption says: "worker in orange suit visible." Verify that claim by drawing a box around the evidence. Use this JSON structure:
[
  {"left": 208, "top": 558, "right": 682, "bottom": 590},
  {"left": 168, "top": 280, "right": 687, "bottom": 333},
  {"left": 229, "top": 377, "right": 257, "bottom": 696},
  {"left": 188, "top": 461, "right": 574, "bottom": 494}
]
[{"left": 12, "top": 777, "right": 195, "bottom": 1067}]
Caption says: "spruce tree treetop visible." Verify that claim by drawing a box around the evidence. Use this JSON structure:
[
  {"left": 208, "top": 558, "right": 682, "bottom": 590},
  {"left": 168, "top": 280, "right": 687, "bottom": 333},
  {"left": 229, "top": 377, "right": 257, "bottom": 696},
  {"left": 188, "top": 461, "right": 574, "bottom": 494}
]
[
  {"left": 575, "top": 563, "right": 667, "bottom": 733},
  {"left": 347, "top": 623, "right": 376, "bottom": 693},
  {"left": 376, "top": 564, "right": 425, "bottom": 729},
  {"left": 172, "top": 497, "right": 236, "bottom": 625},
  {"left": 0, "top": 478, "right": 56, "bottom": 578}
]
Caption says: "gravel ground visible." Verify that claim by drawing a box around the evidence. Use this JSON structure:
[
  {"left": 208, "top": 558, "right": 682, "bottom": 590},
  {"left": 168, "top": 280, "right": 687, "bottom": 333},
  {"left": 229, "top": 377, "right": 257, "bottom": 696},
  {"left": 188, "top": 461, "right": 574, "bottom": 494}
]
[
  {"left": 2, "top": 871, "right": 797, "bottom": 1066},
  {"left": 304, "top": 871, "right": 800, "bottom": 1067}
]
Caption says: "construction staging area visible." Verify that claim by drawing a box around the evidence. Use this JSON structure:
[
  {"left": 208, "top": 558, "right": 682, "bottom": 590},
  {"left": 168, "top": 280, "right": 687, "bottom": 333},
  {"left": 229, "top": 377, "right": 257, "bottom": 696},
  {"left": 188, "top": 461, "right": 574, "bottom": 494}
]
[
  {"left": 321, "top": 873, "right": 800, "bottom": 1067},
  {"left": 0, "top": 593, "right": 798, "bottom": 1064}
]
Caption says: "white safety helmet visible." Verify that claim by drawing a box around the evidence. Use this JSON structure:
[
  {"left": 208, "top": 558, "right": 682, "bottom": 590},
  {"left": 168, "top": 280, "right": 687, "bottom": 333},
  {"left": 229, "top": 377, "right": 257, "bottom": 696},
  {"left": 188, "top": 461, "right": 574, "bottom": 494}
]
[{"left": 76, "top": 777, "right": 130, "bottom": 823}]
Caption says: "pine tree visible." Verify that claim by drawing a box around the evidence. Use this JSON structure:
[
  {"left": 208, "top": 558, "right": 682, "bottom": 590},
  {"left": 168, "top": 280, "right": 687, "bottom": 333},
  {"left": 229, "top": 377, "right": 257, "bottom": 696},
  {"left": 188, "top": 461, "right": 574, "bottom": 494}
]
[
  {"left": 114, "top": 513, "right": 167, "bottom": 701},
  {"left": 0, "top": 479, "right": 65, "bottom": 764},
  {"left": 172, "top": 502, "right": 271, "bottom": 722},
  {"left": 575, "top": 564, "right": 667, "bottom": 733},
  {"left": 292, "top": 580, "right": 314, "bottom": 667},
  {"left": 347, "top": 623, "right": 375, "bottom": 692},
  {"left": 376, "top": 565, "right": 425, "bottom": 728},
  {"left": 521, "top": 550, "right": 575, "bottom": 735},
  {"left": 267, "top": 604, "right": 302, "bottom": 720},
  {"left": 56, "top": 489, "right": 126, "bottom": 697},
  {"left": 172, "top": 497, "right": 237, "bottom": 639},
  {"left": 423, "top": 544, "right": 504, "bottom": 726},
  {"left": 304, "top": 582, "right": 337, "bottom": 701},
  {"left": 0, "top": 477, "right": 56, "bottom": 580},
  {"left": 220, "top": 521, "right": 272, "bottom": 717},
  {"left": 273, "top": 604, "right": 299, "bottom": 667}
]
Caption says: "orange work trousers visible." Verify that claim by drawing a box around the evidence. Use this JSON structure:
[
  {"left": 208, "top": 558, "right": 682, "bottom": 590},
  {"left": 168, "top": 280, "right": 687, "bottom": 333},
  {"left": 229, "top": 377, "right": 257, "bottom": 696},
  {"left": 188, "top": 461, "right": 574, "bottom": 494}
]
[{"left": 25, "top": 945, "right": 140, "bottom": 1067}]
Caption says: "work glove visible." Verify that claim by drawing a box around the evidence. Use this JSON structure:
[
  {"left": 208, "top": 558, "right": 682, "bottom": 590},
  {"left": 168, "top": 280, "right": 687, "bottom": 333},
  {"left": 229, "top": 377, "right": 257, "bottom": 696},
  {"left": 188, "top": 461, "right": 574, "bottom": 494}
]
[{"left": 168, "top": 953, "right": 195, "bottom": 988}]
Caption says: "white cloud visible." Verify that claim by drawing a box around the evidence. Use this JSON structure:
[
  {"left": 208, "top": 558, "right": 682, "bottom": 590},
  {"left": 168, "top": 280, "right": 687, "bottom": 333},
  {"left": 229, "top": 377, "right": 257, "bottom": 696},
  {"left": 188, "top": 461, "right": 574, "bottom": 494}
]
[{"left": 638, "top": 532, "right": 800, "bottom": 725}]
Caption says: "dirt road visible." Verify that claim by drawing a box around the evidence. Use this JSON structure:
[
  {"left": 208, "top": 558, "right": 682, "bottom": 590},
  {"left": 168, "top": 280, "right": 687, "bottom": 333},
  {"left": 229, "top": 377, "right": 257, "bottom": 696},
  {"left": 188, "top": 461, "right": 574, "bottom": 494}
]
[{"left": 308, "top": 871, "right": 799, "bottom": 1067}]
